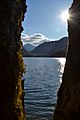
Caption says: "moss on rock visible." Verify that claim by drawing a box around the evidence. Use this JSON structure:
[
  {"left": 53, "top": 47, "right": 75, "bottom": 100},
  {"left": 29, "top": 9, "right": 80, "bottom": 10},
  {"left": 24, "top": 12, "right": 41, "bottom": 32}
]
[{"left": 0, "top": 0, "right": 27, "bottom": 119}]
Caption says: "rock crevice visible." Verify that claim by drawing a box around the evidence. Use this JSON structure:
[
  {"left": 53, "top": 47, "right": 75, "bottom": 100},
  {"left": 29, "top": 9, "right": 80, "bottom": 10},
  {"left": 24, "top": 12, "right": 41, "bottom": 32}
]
[
  {"left": 53, "top": 0, "right": 80, "bottom": 120},
  {"left": 0, "top": 0, "right": 26, "bottom": 119}
]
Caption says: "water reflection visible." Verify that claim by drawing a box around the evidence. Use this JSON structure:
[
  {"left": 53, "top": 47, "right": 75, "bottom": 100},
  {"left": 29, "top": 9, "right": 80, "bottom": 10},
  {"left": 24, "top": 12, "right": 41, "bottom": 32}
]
[
  {"left": 55, "top": 58, "right": 66, "bottom": 83},
  {"left": 23, "top": 57, "right": 66, "bottom": 120}
]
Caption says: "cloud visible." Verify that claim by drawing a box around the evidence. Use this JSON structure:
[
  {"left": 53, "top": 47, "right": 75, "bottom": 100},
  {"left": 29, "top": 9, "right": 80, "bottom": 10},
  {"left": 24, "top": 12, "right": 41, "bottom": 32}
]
[{"left": 21, "top": 33, "right": 54, "bottom": 46}]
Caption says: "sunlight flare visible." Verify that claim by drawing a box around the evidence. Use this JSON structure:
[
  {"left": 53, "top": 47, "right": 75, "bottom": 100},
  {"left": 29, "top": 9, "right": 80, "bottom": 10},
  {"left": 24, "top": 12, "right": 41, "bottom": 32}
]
[{"left": 60, "top": 10, "right": 70, "bottom": 22}]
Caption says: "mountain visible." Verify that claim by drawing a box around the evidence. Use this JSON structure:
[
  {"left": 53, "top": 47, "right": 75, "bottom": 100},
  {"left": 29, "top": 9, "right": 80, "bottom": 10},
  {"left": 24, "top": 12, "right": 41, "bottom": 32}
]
[
  {"left": 31, "top": 37, "right": 68, "bottom": 57},
  {"left": 49, "top": 37, "right": 68, "bottom": 57},
  {"left": 22, "top": 47, "right": 32, "bottom": 57},
  {"left": 23, "top": 44, "right": 36, "bottom": 51},
  {"left": 22, "top": 37, "right": 68, "bottom": 57}
]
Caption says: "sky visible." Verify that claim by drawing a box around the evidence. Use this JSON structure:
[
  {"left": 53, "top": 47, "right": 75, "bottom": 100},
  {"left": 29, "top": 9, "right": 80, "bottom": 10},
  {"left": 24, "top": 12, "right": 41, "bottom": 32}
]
[{"left": 22, "top": 0, "right": 73, "bottom": 45}]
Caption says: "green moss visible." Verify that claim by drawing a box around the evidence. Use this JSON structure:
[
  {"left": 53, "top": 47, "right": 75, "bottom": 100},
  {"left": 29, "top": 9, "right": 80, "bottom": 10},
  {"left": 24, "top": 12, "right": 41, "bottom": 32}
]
[{"left": 0, "top": 0, "right": 26, "bottom": 119}]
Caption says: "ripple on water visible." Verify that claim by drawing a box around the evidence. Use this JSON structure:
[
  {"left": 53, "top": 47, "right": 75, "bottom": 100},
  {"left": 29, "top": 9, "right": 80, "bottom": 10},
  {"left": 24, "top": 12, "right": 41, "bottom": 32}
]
[{"left": 23, "top": 57, "right": 66, "bottom": 120}]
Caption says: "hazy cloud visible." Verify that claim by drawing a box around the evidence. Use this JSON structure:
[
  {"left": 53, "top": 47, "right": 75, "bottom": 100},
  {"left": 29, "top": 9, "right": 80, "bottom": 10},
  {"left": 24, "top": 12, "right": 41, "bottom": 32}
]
[{"left": 21, "top": 33, "right": 54, "bottom": 46}]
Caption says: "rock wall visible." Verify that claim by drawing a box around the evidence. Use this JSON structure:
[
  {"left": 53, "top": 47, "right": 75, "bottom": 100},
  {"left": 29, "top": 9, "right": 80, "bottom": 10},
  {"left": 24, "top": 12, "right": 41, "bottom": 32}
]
[
  {"left": 0, "top": 0, "right": 26, "bottom": 119},
  {"left": 53, "top": 0, "right": 80, "bottom": 120}
]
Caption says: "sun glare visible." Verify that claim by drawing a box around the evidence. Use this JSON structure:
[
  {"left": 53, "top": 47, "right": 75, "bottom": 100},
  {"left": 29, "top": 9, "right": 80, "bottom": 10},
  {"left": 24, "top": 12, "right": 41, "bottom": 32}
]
[{"left": 60, "top": 10, "right": 70, "bottom": 22}]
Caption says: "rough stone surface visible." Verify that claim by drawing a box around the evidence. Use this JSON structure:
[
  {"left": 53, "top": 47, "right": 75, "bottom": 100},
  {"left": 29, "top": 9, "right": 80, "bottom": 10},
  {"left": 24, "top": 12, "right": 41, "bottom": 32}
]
[
  {"left": 0, "top": 0, "right": 26, "bottom": 119},
  {"left": 53, "top": 0, "right": 80, "bottom": 120}
]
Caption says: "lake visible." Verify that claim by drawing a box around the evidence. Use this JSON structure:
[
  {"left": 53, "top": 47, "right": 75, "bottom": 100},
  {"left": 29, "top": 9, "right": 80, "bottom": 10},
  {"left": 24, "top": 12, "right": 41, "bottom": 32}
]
[{"left": 23, "top": 57, "right": 66, "bottom": 120}]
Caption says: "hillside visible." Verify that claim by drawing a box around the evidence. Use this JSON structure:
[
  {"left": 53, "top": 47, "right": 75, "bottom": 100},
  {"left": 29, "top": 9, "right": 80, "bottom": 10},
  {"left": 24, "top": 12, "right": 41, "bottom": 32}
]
[
  {"left": 23, "top": 44, "right": 36, "bottom": 51},
  {"left": 31, "top": 37, "right": 68, "bottom": 57},
  {"left": 22, "top": 37, "right": 68, "bottom": 57}
]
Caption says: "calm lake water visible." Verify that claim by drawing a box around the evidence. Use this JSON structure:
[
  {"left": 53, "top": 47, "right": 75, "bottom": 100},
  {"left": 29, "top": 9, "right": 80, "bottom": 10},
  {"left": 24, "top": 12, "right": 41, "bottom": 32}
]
[{"left": 23, "top": 57, "right": 66, "bottom": 120}]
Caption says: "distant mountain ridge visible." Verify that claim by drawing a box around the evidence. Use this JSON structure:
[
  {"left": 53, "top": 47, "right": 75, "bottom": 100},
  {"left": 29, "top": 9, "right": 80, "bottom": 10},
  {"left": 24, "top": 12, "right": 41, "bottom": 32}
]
[
  {"left": 22, "top": 37, "right": 68, "bottom": 57},
  {"left": 23, "top": 44, "right": 36, "bottom": 51},
  {"left": 22, "top": 47, "right": 32, "bottom": 57}
]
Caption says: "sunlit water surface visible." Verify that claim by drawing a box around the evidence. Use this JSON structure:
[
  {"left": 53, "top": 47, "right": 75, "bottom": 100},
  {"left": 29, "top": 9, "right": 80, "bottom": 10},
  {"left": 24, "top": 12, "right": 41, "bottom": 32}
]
[{"left": 23, "top": 57, "right": 66, "bottom": 120}]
